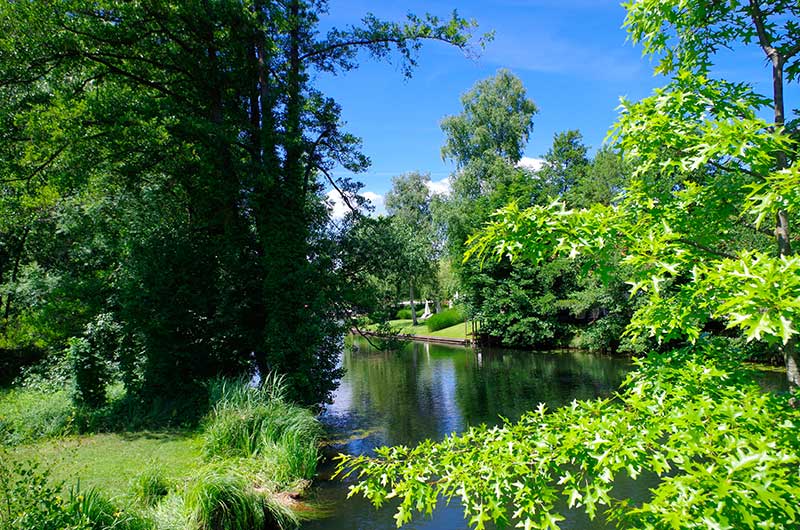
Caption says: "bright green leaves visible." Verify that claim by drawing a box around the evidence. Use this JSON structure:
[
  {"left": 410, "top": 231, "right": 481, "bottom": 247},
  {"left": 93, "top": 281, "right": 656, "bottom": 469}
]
[
  {"left": 612, "top": 75, "right": 780, "bottom": 183},
  {"left": 745, "top": 164, "right": 800, "bottom": 228},
  {"left": 340, "top": 343, "right": 800, "bottom": 529},
  {"left": 708, "top": 253, "right": 800, "bottom": 344},
  {"left": 466, "top": 195, "right": 800, "bottom": 346},
  {"left": 623, "top": 0, "right": 800, "bottom": 82},
  {"left": 464, "top": 61, "right": 800, "bottom": 348}
]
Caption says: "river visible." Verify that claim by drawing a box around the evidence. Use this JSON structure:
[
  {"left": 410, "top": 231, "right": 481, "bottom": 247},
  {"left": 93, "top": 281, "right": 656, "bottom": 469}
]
[
  {"left": 304, "top": 338, "right": 635, "bottom": 529},
  {"left": 304, "top": 338, "right": 789, "bottom": 529}
]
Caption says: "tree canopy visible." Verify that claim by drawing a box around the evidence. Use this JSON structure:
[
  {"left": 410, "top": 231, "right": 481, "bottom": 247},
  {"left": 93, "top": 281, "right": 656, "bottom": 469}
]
[{"left": 0, "top": 1, "right": 485, "bottom": 405}]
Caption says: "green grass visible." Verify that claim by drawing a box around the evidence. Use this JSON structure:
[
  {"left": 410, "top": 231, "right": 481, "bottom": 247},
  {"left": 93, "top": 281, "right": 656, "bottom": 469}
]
[
  {"left": 10, "top": 431, "right": 202, "bottom": 498},
  {"left": 0, "top": 387, "right": 73, "bottom": 445},
  {"left": 2, "top": 375, "right": 320, "bottom": 529},
  {"left": 383, "top": 319, "right": 472, "bottom": 340}
]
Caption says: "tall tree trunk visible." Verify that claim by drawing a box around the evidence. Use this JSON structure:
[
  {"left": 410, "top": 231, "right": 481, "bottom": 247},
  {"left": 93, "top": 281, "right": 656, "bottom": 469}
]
[
  {"left": 260, "top": 0, "right": 314, "bottom": 397},
  {"left": 769, "top": 58, "right": 798, "bottom": 386},
  {"left": 410, "top": 280, "right": 418, "bottom": 326},
  {"left": 750, "top": 0, "right": 798, "bottom": 385}
]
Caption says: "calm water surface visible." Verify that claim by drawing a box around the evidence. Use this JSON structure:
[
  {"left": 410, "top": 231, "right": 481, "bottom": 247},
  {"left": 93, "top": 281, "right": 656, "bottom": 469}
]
[
  {"left": 305, "top": 338, "right": 633, "bottom": 530},
  {"left": 306, "top": 338, "right": 789, "bottom": 529}
]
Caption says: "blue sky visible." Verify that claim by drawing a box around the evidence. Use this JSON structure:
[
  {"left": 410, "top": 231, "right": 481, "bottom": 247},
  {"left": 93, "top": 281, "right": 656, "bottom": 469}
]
[{"left": 315, "top": 1, "right": 797, "bottom": 216}]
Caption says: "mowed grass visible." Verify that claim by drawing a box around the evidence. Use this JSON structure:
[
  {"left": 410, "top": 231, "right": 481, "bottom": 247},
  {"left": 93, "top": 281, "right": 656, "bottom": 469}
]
[
  {"left": 11, "top": 431, "right": 203, "bottom": 498},
  {"left": 385, "top": 319, "right": 472, "bottom": 340}
]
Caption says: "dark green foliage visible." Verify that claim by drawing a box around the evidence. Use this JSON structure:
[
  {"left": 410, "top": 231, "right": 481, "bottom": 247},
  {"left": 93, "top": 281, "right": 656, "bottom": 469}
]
[
  {"left": 67, "top": 339, "right": 107, "bottom": 410},
  {"left": 0, "top": 1, "right": 482, "bottom": 407},
  {"left": 0, "top": 346, "right": 44, "bottom": 387},
  {"left": 537, "top": 130, "right": 590, "bottom": 200},
  {"left": 425, "top": 308, "right": 465, "bottom": 332}
]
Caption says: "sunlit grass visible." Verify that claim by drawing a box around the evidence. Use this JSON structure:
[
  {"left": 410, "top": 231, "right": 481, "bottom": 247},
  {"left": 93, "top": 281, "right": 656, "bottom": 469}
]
[
  {"left": 4, "top": 375, "right": 319, "bottom": 529},
  {"left": 10, "top": 431, "right": 203, "bottom": 498},
  {"left": 383, "top": 319, "right": 472, "bottom": 340}
]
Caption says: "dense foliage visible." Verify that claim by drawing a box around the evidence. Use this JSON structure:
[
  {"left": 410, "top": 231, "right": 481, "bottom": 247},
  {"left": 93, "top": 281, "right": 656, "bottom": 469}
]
[
  {"left": 433, "top": 73, "right": 634, "bottom": 351},
  {"left": 0, "top": 1, "right": 483, "bottom": 405}
]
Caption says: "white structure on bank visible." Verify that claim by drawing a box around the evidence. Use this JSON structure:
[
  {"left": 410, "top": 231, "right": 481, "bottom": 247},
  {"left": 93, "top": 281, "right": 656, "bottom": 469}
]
[{"left": 420, "top": 300, "right": 432, "bottom": 320}]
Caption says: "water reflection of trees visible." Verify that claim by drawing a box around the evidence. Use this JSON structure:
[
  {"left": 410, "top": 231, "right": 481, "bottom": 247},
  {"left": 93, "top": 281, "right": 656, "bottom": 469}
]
[
  {"left": 453, "top": 348, "right": 630, "bottom": 428},
  {"left": 342, "top": 339, "right": 631, "bottom": 447},
  {"left": 342, "top": 340, "right": 459, "bottom": 445}
]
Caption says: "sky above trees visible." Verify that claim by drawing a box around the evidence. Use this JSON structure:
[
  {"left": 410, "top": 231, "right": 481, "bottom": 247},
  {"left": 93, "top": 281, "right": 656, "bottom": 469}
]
[{"left": 320, "top": 0, "right": 799, "bottom": 216}]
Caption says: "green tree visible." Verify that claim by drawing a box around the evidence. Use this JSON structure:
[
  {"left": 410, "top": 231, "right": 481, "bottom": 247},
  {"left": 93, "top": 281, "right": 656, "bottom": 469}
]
[
  {"left": 537, "top": 130, "right": 590, "bottom": 201},
  {"left": 386, "top": 172, "right": 438, "bottom": 325},
  {"left": 341, "top": 1, "right": 800, "bottom": 528},
  {"left": 570, "top": 145, "right": 628, "bottom": 208},
  {"left": 435, "top": 70, "right": 540, "bottom": 340},
  {"left": 0, "top": 1, "right": 484, "bottom": 405}
]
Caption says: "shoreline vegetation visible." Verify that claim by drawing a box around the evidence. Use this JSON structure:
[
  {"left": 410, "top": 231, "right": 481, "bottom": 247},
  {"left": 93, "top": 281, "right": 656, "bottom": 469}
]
[{"left": 0, "top": 374, "right": 320, "bottom": 530}]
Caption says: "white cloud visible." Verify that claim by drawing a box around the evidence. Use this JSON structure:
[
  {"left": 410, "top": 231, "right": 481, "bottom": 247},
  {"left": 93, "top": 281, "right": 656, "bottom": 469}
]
[
  {"left": 517, "top": 157, "right": 546, "bottom": 172},
  {"left": 425, "top": 176, "right": 451, "bottom": 196},
  {"left": 483, "top": 32, "right": 642, "bottom": 82},
  {"left": 362, "top": 191, "right": 385, "bottom": 214},
  {"left": 326, "top": 189, "right": 385, "bottom": 220}
]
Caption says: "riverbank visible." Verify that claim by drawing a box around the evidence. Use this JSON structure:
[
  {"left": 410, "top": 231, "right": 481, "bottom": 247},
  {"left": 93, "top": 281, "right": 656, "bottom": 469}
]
[
  {"left": 357, "top": 319, "right": 475, "bottom": 345},
  {"left": 356, "top": 328, "right": 471, "bottom": 346},
  {"left": 0, "top": 376, "right": 319, "bottom": 529}
]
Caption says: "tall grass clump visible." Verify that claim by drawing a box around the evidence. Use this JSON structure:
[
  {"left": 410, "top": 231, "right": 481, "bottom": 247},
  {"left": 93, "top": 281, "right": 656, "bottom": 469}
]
[
  {"left": 130, "top": 465, "right": 171, "bottom": 507},
  {"left": 184, "top": 467, "right": 265, "bottom": 530},
  {"left": 425, "top": 308, "right": 465, "bottom": 332},
  {"left": 203, "top": 375, "right": 321, "bottom": 483}
]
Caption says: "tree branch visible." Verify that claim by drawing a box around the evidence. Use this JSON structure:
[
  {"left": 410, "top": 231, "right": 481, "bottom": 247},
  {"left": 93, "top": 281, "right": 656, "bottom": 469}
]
[
  {"left": 318, "top": 166, "right": 361, "bottom": 216},
  {"left": 748, "top": 0, "right": 781, "bottom": 67},
  {"left": 676, "top": 238, "right": 737, "bottom": 260}
]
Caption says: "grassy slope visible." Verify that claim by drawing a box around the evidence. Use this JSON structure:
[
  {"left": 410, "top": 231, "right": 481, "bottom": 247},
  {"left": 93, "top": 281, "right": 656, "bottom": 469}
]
[{"left": 11, "top": 432, "right": 202, "bottom": 498}]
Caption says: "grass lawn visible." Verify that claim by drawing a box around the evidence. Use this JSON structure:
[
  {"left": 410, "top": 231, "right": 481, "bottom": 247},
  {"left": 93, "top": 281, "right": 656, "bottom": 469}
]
[
  {"left": 11, "top": 431, "right": 203, "bottom": 499},
  {"left": 384, "top": 319, "right": 472, "bottom": 340}
]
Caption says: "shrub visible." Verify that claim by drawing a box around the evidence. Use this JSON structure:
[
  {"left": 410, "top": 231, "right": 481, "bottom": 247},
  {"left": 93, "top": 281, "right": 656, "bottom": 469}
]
[
  {"left": 395, "top": 308, "right": 413, "bottom": 320},
  {"left": 0, "top": 387, "right": 73, "bottom": 445},
  {"left": 425, "top": 308, "right": 465, "bottom": 332},
  {"left": 68, "top": 313, "right": 121, "bottom": 409}
]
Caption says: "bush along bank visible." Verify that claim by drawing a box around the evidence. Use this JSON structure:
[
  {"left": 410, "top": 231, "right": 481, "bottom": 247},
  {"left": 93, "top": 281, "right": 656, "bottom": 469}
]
[{"left": 0, "top": 374, "right": 321, "bottom": 530}]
